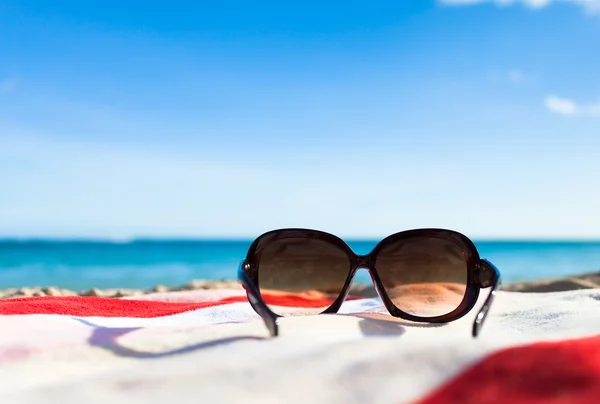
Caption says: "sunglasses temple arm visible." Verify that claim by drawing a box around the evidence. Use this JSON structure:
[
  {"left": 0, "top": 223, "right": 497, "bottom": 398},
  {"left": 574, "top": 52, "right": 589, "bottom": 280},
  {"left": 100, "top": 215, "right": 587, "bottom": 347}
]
[
  {"left": 472, "top": 259, "right": 501, "bottom": 338},
  {"left": 237, "top": 262, "right": 279, "bottom": 337}
]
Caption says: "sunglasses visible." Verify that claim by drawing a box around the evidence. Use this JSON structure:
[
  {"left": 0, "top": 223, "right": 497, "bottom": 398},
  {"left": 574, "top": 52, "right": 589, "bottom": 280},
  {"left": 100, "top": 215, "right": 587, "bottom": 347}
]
[{"left": 238, "top": 228, "right": 501, "bottom": 338}]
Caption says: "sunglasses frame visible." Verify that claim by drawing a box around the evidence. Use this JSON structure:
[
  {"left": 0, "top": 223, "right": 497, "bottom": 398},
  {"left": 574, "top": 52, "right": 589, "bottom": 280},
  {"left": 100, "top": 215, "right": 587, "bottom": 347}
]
[{"left": 239, "top": 228, "right": 500, "bottom": 338}]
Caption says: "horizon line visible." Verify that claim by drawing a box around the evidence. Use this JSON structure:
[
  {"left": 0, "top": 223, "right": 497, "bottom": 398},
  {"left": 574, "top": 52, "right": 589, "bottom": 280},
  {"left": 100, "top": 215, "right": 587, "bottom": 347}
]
[{"left": 2, "top": 236, "right": 600, "bottom": 243}]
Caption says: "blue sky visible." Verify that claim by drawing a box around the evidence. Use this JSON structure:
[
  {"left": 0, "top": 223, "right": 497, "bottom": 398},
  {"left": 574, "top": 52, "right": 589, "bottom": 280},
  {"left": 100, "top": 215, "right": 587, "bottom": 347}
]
[{"left": 0, "top": 0, "right": 599, "bottom": 239}]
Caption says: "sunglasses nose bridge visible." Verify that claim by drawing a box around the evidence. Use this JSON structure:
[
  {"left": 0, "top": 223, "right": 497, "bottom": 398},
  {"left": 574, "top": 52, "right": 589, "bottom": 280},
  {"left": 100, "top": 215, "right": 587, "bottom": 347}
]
[
  {"left": 353, "top": 254, "right": 389, "bottom": 303},
  {"left": 355, "top": 254, "right": 371, "bottom": 270}
]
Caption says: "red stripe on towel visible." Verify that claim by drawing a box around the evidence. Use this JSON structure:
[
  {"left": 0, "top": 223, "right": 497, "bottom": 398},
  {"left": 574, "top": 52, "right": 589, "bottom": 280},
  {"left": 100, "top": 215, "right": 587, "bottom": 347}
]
[
  {"left": 415, "top": 335, "right": 600, "bottom": 404},
  {"left": 0, "top": 293, "right": 350, "bottom": 317}
]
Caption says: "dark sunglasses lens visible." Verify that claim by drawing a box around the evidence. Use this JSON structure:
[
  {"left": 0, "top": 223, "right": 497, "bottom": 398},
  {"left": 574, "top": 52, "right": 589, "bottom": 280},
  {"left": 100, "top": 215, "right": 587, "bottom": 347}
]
[
  {"left": 257, "top": 237, "right": 350, "bottom": 316},
  {"left": 375, "top": 236, "right": 468, "bottom": 318}
]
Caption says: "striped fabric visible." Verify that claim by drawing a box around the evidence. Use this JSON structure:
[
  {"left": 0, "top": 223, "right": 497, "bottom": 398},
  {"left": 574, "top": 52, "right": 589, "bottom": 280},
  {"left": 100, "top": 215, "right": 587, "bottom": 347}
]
[{"left": 1, "top": 288, "right": 600, "bottom": 403}]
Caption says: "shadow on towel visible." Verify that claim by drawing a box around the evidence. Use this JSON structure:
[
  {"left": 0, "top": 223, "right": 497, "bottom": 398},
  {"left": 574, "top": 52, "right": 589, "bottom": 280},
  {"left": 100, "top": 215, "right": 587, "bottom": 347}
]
[
  {"left": 72, "top": 318, "right": 265, "bottom": 359},
  {"left": 344, "top": 313, "right": 446, "bottom": 337}
]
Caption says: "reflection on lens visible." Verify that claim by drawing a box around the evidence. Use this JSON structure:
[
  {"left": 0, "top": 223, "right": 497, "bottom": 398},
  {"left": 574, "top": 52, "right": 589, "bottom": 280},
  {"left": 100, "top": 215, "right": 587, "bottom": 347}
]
[
  {"left": 257, "top": 237, "right": 350, "bottom": 316},
  {"left": 375, "top": 237, "right": 468, "bottom": 318}
]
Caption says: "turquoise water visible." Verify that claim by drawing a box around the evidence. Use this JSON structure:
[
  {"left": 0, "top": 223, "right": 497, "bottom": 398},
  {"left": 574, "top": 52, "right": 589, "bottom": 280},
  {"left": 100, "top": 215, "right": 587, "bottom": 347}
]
[{"left": 1, "top": 239, "right": 600, "bottom": 290}]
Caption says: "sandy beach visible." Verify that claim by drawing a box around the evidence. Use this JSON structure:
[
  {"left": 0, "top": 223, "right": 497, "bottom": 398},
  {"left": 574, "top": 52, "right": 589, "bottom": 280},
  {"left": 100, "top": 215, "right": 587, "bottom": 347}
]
[{"left": 1, "top": 270, "right": 599, "bottom": 299}]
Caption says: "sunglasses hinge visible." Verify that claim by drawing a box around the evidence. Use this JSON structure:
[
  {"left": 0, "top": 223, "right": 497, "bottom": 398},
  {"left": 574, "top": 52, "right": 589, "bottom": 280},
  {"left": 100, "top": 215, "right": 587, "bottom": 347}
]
[{"left": 477, "top": 260, "right": 495, "bottom": 288}]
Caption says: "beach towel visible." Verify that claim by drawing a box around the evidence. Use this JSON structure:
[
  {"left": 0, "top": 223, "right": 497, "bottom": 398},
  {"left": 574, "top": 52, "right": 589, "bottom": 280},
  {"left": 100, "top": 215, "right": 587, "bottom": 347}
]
[{"left": 1, "top": 288, "right": 600, "bottom": 403}]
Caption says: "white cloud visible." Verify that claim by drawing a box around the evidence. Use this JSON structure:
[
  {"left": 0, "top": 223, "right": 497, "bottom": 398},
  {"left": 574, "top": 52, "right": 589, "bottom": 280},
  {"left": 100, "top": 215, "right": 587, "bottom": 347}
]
[
  {"left": 0, "top": 77, "right": 19, "bottom": 94},
  {"left": 439, "top": 0, "right": 600, "bottom": 13},
  {"left": 545, "top": 95, "right": 600, "bottom": 116},
  {"left": 545, "top": 96, "right": 578, "bottom": 115}
]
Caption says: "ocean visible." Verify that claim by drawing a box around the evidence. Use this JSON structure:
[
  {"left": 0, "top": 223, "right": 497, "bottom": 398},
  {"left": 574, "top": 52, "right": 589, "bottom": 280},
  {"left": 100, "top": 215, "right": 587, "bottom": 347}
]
[{"left": 1, "top": 239, "right": 600, "bottom": 291}]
